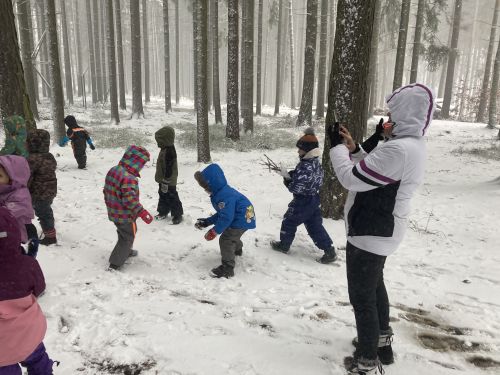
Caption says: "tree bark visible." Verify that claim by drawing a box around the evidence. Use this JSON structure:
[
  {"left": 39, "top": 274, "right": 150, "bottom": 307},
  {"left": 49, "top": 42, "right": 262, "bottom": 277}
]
[
  {"left": 367, "top": 0, "right": 381, "bottom": 118},
  {"left": 143, "top": 0, "right": 150, "bottom": 103},
  {"left": 256, "top": 0, "right": 264, "bottom": 115},
  {"left": 16, "top": 0, "right": 39, "bottom": 119},
  {"left": 46, "top": 0, "right": 65, "bottom": 140},
  {"left": 409, "top": 0, "right": 425, "bottom": 84},
  {"left": 86, "top": 0, "right": 98, "bottom": 104},
  {"left": 92, "top": 0, "right": 103, "bottom": 102},
  {"left": 101, "top": 1, "right": 108, "bottom": 102},
  {"left": 0, "top": 1, "right": 36, "bottom": 130},
  {"left": 296, "top": 0, "right": 318, "bottom": 127},
  {"left": 441, "top": 0, "right": 463, "bottom": 119},
  {"left": 163, "top": 0, "right": 172, "bottom": 112},
  {"left": 226, "top": 0, "right": 239, "bottom": 140},
  {"left": 242, "top": 0, "right": 254, "bottom": 133},
  {"left": 175, "top": 0, "right": 180, "bottom": 104},
  {"left": 393, "top": 0, "right": 410, "bottom": 90},
  {"left": 192, "top": 0, "right": 198, "bottom": 108},
  {"left": 315, "top": 0, "right": 328, "bottom": 118},
  {"left": 73, "top": 0, "right": 83, "bottom": 98},
  {"left": 288, "top": 0, "right": 296, "bottom": 110},
  {"left": 38, "top": 0, "right": 52, "bottom": 98},
  {"left": 320, "top": 0, "right": 376, "bottom": 219},
  {"left": 115, "top": 0, "right": 126, "bottom": 110},
  {"left": 212, "top": 0, "right": 223, "bottom": 123},
  {"left": 107, "top": 0, "right": 119, "bottom": 124},
  {"left": 130, "top": 0, "right": 144, "bottom": 118},
  {"left": 274, "top": 0, "right": 283, "bottom": 115},
  {"left": 195, "top": 0, "right": 211, "bottom": 162},
  {"left": 477, "top": 0, "right": 500, "bottom": 123},
  {"left": 488, "top": 31, "right": 500, "bottom": 128},
  {"left": 60, "top": 0, "right": 74, "bottom": 105}
]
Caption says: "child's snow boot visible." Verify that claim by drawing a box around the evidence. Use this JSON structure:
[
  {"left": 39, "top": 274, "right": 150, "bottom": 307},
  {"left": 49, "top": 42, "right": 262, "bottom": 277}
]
[
  {"left": 270, "top": 240, "right": 289, "bottom": 254},
  {"left": 345, "top": 357, "right": 384, "bottom": 375},
  {"left": 172, "top": 215, "right": 183, "bottom": 225},
  {"left": 319, "top": 246, "right": 337, "bottom": 264},
  {"left": 210, "top": 264, "right": 234, "bottom": 278},
  {"left": 235, "top": 248, "right": 243, "bottom": 256},
  {"left": 40, "top": 229, "right": 57, "bottom": 246},
  {"left": 155, "top": 214, "right": 167, "bottom": 221},
  {"left": 129, "top": 249, "right": 138, "bottom": 257},
  {"left": 352, "top": 327, "right": 394, "bottom": 365}
]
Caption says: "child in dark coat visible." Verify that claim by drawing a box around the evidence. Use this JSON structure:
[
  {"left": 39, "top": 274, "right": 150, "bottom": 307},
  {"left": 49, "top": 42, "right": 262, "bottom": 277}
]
[
  {"left": 194, "top": 164, "right": 256, "bottom": 278},
  {"left": 0, "top": 207, "right": 56, "bottom": 374},
  {"left": 27, "top": 130, "right": 58, "bottom": 246},
  {"left": 154, "top": 126, "right": 183, "bottom": 224},
  {"left": 59, "top": 115, "right": 95, "bottom": 169},
  {"left": 271, "top": 128, "right": 337, "bottom": 264}
]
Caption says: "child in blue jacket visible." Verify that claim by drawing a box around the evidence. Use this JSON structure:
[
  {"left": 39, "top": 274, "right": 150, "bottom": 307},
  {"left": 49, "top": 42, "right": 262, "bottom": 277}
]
[
  {"left": 194, "top": 164, "right": 256, "bottom": 278},
  {"left": 271, "top": 128, "right": 337, "bottom": 264}
]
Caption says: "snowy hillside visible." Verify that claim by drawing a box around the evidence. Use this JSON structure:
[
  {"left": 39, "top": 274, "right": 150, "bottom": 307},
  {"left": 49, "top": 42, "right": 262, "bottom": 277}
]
[{"left": 26, "top": 101, "right": 500, "bottom": 374}]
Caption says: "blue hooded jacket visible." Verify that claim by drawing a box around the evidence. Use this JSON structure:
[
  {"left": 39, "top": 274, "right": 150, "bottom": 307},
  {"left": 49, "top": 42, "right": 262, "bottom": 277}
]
[{"left": 201, "top": 164, "right": 256, "bottom": 234}]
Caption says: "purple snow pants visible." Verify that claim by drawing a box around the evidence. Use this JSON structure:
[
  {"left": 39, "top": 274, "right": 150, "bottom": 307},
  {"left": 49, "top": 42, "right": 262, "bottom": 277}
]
[{"left": 0, "top": 343, "right": 54, "bottom": 375}]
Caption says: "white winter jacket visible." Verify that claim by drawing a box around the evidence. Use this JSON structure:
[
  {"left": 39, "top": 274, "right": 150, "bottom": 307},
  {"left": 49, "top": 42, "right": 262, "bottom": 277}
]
[{"left": 330, "top": 83, "right": 435, "bottom": 256}]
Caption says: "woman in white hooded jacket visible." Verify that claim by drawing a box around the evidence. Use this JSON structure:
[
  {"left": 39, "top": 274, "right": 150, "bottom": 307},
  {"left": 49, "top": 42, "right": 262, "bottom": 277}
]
[{"left": 329, "top": 83, "right": 435, "bottom": 375}]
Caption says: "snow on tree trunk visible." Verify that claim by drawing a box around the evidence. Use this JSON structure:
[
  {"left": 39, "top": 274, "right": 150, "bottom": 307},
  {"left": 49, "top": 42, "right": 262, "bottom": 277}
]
[
  {"left": 195, "top": 0, "right": 211, "bottom": 162},
  {"left": 86, "top": 0, "right": 98, "bottom": 104},
  {"left": 320, "top": 0, "right": 376, "bottom": 219},
  {"left": 256, "top": 0, "right": 264, "bottom": 115},
  {"left": 0, "top": 1, "right": 36, "bottom": 130},
  {"left": 130, "top": 0, "right": 144, "bottom": 118},
  {"left": 175, "top": 0, "right": 180, "bottom": 104},
  {"left": 242, "top": 0, "right": 254, "bottom": 133},
  {"left": 288, "top": 0, "right": 296, "bottom": 110},
  {"left": 46, "top": 0, "right": 65, "bottom": 140},
  {"left": 367, "top": 0, "right": 381, "bottom": 118},
  {"left": 296, "top": 0, "right": 318, "bottom": 127},
  {"left": 488, "top": 31, "right": 500, "bottom": 129},
  {"left": 143, "top": 0, "right": 150, "bottom": 103},
  {"left": 315, "top": 0, "right": 328, "bottom": 119},
  {"left": 106, "top": 0, "right": 119, "bottom": 124},
  {"left": 115, "top": 0, "right": 126, "bottom": 110},
  {"left": 163, "top": 0, "right": 172, "bottom": 112},
  {"left": 61, "top": 0, "right": 74, "bottom": 105},
  {"left": 226, "top": 0, "right": 239, "bottom": 140},
  {"left": 16, "top": 0, "right": 39, "bottom": 120},
  {"left": 409, "top": 0, "right": 424, "bottom": 84},
  {"left": 92, "top": 0, "right": 104, "bottom": 102},
  {"left": 274, "top": 0, "right": 283, "bottom": 115},
  {"left": 393, "top": 0, "right": 410, "bottom": 90},
  {"left": 211, "top": 0, "right": 223, "bottom": 124},
  {"left": 477, "top": 0, "right": 500, "bottom": 123},
  {"left": 441, "top": 0, "right": 463, "bottom": 119}
]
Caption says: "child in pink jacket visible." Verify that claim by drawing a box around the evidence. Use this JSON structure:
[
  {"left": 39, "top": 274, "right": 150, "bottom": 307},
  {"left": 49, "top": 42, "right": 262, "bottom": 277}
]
[{"left": 0, "top": 207, "right": 56, "bottom": 374}]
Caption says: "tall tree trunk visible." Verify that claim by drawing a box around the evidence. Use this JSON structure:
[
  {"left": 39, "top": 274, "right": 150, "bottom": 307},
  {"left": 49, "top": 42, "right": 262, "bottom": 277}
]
[
  {"left": 0, "top": 1, "right": 36, "bottom": 130},
  {"left": 192, "top": 0, "right": 198, "bottom": 108},
  {"left": 488, "top": 31, "right": 500, "bottom": 128},
  {"left": 39, "top": 0, "right": 52, "bottom": 98},
  {"left": 60, "top": 0, "right": 74, "bottom": 105},
  {"left": 367, "top": 0, "right": 381, "bottom": 118},
  {"left": 143, "top": 0, "right": 150, "bottom": 103},
  {"left": 130, "top": 0, "right": 144, "bottom": 118},
  {"left": 16, "top": 0, "right": 39, "bottom": 120},
  {"left": 175, "top": 0, "right": 180, "bottom": 104},
  {"left": 207, "top": 0, "right": 213, "bottom": 110},
  {"left": 320, "top": 0, "right": 375, "bottom": 219},
  {"left": 274, "top": 0, "right": 283, "bottom": 115},
  {"left": 315, "top": 0, "right": 328, "bottom": 118},
  {"left": 226, "top": 0, "right": 239, "bottom": 140},
  {"left": 477, "top": 0, "right": 500, "bottom": 123},
  {"left": 93, "top": 0, "right": 103, "bottom": 102},
  {"left": 437, "top": 25, "right": 452, "bottom": 98},
  {"left": 115, "top": 0, "right": 126, "bottom": 109},
  {"left": 256, "top": 0, "right": 263, "bottom": 115},
  {"left": 195, "top": 0, "right": 211, "bottom": 162},
  {"left": 26, "top": 1, "right": 39, "bottom": 105},
  {"left": 409, "top": 0, "right": 424, "bottom": 83},
  {"left": 86, "top": 0, "right": 98, "bottom": 104},
  {"left": 327, "top": 0, "right": 336, "bottom": 87},
  {"left": 441, "top": 0, "right": 463, "bottom": 119},
  {"left": 242, "top": 0, "right": 254, "bottom": 133},
  {"left": 296, "top": 0, "right": 318, "bottom": 127},
  {"left": 163, "top": 0, "right": 172, "bottom": 112},
  {"left": 46, "top": 0, "right": 65, "bottom": 140},
  {"left": 107, "top": 0, "right": 119, "bottom": 124},
  {"left": 288, "top": 0, "right": 296, "bottom": 109},
  {"left": 101, "top": 1, "right": 108, "bottom": 102},
  {"left": 393, "top": 0, "right": 410, "bottom": 90},
  {"left": 74, "top": 0, "right": 83, "bottom": 98},
  {"left": 212, "top": 0, "right": 222, "bottom": 123}
]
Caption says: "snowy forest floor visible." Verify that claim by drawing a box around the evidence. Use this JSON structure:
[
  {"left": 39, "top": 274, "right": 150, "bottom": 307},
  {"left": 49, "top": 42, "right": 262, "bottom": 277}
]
[{"left": 6, "top": 98, "right": 500, "bottom": 374}]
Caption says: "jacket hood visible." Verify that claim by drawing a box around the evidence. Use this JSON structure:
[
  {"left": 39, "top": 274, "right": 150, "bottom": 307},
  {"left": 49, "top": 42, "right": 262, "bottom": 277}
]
[
  {"left": 302, "top": 148, "right": 321, "bottom": 160},
  {"left": 155, "top": 126, "right": 175, "bottom": 148},
  {"left": 118, "top": 145, "right": 150, "bottom": 177},
  {"left": 0, "top": 155, "right": 30, "bottom": 189},
  {"left": 27, "top": 129, "right": 50, "bottom": 153},
  {"left": 200, "top": 164, "right": 227, "bottom": 194},
  {"left": 2, "top": 115, "right": 26, "bottom": 136},
  {"left": 0, "top": 207, "right": 21, "bottom": 261},
  {"left": 386, "top": 83, "right": 435, "bottom": 137},
  {"left": 64, "top": 115, "right": 78, "bottom": 129}
]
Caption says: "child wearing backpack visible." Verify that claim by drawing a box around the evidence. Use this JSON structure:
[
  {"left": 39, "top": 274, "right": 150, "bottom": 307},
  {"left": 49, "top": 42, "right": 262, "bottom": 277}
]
[{"left": 59, "top": 115, "right": 95, "bottom": 169}]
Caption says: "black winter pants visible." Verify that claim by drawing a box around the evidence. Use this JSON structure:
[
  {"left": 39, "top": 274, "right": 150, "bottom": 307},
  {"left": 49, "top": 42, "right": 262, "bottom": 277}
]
[
  {"left": 157, "top": 185, "right": 183, "bottom": 217},
  {"left": 346, "top": 242, "right": 390, "bottom": 361},
  {"left": 33, "top": 200, "right": 55, "bottom": 232},
  {"left": 72, "top": 140, "right": 87, "bottom": 168}
]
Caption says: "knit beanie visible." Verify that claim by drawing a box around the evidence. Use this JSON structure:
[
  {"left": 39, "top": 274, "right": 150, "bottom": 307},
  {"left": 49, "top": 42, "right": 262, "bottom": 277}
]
[{"left": 296, "top": 127, "right": 319, "bottom": 153}]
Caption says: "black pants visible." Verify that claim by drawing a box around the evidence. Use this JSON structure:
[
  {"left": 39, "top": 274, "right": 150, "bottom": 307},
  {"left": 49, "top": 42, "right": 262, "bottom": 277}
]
[
  {"left": 157, "top": 185, "right": 183, "bottom": 217},
  {"left": 33, "top": 200, "right": 55, "bottom": 232},
  {"left": 72, "top": 141, "right": 87, "bottom": 168},
  {"left": 346, "top": 242, "right": 390, "bottom": 361}
]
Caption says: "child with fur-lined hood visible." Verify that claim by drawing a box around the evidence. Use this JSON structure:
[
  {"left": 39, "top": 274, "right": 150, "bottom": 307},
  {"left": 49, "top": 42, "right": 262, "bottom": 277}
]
[{"left": 270, "top": 128, "right": 337, "bottom": 264}]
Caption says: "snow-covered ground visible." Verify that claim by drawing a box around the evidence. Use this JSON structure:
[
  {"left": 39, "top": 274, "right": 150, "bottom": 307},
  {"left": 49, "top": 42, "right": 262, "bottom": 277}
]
[{"left": 16, "top": 99, "right": 500, "bottom": 374}]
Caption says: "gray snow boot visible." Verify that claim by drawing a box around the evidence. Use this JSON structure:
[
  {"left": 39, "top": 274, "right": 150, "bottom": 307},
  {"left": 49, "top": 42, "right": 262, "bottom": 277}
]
[{"left": 352, "top": 327, "right": 394, "bottom": 365}]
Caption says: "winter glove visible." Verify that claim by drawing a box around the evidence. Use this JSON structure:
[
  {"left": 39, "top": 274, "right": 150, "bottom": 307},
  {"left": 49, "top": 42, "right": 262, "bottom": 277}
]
[
  {"left": 195, "top": 218, "right": 210, "bottom": 230},
  {"left": 327, "top": 122, "right": 343, "bottom": 149},
  {"left": 204, "top": 228, "right": 217, "bottom": 241},
  {"left": 361, "top": 118, "right": 384, "bottom": 153},
  {"left": 58, "top": 136, "right": 70, "bottom": 147},
  {"left": 138, "top": 209, "right": 153, "bottom": 224},
  {"left": 87, "top": 138, "right": 96, "bottom": 150},
  {"left": 160, "top": 180, "right": 170, "bottom": 193},
  {"left": 283, "top": 178, "right": 292, "bottom": 188},
  {"left": 279, "top": 164, "right": 291, "bottom": 180}
]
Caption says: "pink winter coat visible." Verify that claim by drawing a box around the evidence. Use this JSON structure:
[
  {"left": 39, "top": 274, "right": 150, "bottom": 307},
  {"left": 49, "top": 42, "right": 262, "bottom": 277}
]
[{"left": 0, "top": 155, "right": 34, "bottom": 242}]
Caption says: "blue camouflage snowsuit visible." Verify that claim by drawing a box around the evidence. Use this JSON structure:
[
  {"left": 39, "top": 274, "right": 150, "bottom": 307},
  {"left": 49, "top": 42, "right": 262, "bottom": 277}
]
[{"left": 280, "top": 150, "right": 332, "bottom": 251}]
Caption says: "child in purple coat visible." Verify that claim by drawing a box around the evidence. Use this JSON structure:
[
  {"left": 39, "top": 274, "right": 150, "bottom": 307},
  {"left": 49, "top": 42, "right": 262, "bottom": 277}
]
[{"left": 0, "top": 207, "right": 56, "bottom": 374}]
